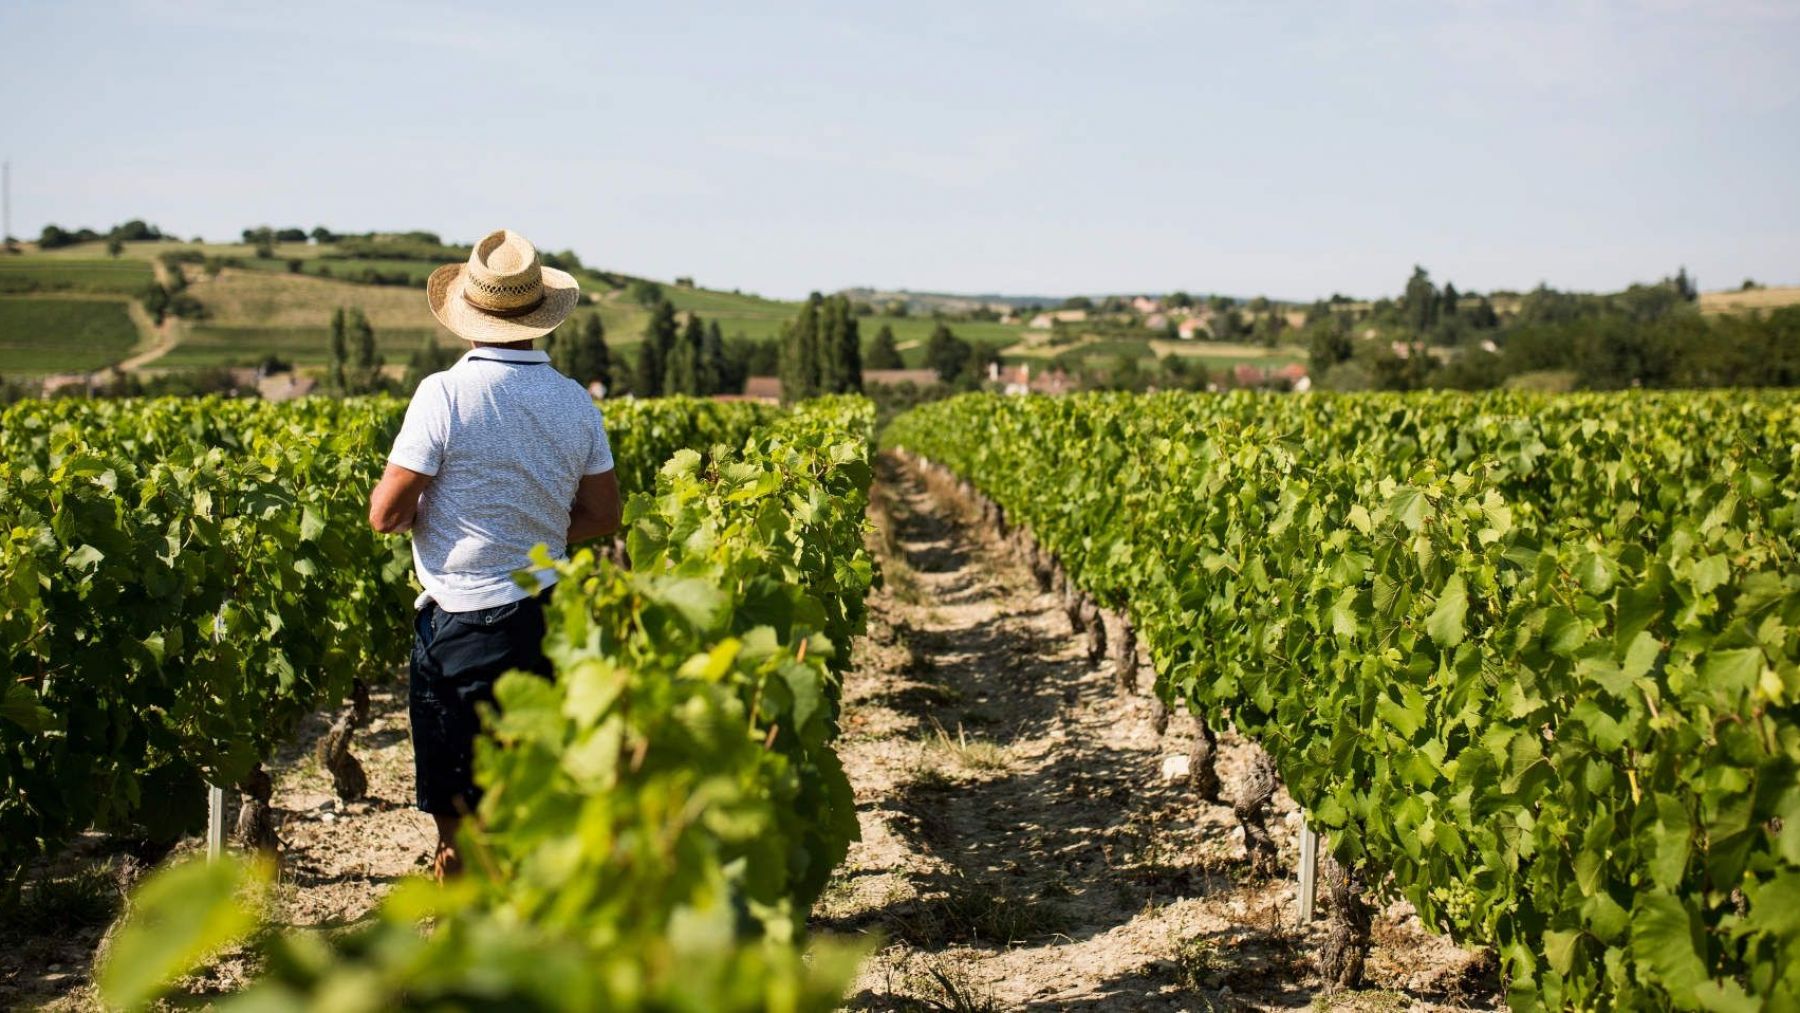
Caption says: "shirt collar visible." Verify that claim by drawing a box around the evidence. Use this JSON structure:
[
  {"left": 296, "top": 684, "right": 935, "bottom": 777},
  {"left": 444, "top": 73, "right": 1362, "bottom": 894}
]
[{"left": 458, "top": 347, "right": 551, "bottom": 365}]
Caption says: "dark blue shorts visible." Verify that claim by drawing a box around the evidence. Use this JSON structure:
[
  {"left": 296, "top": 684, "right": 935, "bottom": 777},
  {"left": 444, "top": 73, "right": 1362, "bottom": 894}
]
[{"left": 408, "top": 594, "right": 552, "bottom": 815}]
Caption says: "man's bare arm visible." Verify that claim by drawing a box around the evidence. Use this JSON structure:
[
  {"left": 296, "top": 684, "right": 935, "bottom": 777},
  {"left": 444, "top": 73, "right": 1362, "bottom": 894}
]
[
  {"left": 369, "top": 463, "right": 434, "bottom": 534},
  {"left": 568, "top": 469, "right": 623, "bottom": 546}
]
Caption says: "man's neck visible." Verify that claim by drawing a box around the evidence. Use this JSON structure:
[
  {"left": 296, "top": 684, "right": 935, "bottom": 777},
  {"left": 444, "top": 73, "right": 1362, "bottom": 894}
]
[{"left": 470, "top": 339, "right": 536, "bottom": 351}]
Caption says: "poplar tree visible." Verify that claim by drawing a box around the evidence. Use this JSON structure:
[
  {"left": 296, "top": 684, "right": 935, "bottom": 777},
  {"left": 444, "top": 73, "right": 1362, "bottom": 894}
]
[
  {"left": 778, "top": 294, "right": 824, "bottom": 402},
  {"left": 581, "top": 314, "right": 613, "bottom": 392},
  {"left": 665, "top": 313, "right": 704, "bottom": 395},
  {"left": 327, "top": 308, "right": 349, "bottom": 393},
  {"left": 816, "top": 294, "right": 862, "bottom": 393},
  {"left": 404, "top": 333, "right": 450, "bottom": 391},
  {"left": 700, "top": 320, "right": 728, "bottom": 395},
  {"left": 866, "top": 324, "right": 903, "bottom": 369},
  {"left": 635, "top": 299, "right": 677, "bottom": 397},
  {"left": 349, "top": 309, "right": 381, "bottom": 391}
]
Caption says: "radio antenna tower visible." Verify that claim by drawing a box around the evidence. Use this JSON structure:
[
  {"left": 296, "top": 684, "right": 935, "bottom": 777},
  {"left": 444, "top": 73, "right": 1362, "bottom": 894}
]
[{"left": 2, "top": 160, "right": 11, "bottom": 247}]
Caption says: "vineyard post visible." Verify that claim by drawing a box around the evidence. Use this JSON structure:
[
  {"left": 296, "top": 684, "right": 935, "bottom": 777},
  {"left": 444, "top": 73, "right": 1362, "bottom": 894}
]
[
  {"left": 1297, "top": 818, "right": 1319, "bottom": 922},
  {"left": 206, "top": 784, "right": 225, "bottom": 861}
]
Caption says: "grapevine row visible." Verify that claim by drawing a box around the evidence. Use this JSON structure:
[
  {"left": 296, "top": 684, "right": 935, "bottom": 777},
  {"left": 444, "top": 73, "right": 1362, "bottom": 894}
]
[
  {"left": 97, "top": 396, "right": 877, "bottom": 1010},
  {"left": 0, "top": 395, "right": 778, "bottom": 881},
  {"left": 886, "top": 390, "right": 1800, "bottom": 1011}
]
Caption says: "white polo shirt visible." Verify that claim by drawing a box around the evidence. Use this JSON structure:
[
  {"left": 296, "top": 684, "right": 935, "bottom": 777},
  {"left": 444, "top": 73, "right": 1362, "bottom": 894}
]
[{"left": 387, "top": 347, "right": 614, "bottom": 612}]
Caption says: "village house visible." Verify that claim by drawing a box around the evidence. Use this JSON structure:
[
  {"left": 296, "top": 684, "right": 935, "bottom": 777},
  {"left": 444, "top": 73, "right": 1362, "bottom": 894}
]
[{"left": 1131, "top": 296, "right": 1162, "bottom": 315}]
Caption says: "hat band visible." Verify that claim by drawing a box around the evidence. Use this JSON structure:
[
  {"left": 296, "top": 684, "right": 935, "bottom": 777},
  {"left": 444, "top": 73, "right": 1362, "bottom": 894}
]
[{"left": 462, "top": 288, "right": 547, "bottom": 318}]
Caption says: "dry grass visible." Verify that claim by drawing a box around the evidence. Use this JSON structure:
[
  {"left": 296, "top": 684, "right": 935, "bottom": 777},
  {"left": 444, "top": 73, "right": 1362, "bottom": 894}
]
[
  {"left": 1700, "top": 285, "right": 1800, "bottom": 315},
  {"left": 918, "top": 720, "right": 1010, "bottom": 774}
]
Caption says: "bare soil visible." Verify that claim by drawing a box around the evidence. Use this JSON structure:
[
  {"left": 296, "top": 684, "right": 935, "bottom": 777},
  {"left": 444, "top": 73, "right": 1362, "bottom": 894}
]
[
  {"left": 4, "top": 452, "right": 1501, "bottom": 1012},
  {"left": 814, "top": 454, "right": 1500, "bottom": 1011},
  {"left": 0, "top": 684, "right": 429, "bottom": 1011}
]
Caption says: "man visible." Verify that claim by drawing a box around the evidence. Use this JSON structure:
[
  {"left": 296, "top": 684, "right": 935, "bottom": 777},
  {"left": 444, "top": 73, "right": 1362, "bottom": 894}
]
[{"left": 368, "top": 228, "right": 622, "bottom": 879}]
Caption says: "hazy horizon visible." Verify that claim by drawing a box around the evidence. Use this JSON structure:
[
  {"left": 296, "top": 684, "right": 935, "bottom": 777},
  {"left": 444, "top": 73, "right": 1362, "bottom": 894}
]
[{"left": 2, "top": 0, "right": 1795, "bottom": 302}]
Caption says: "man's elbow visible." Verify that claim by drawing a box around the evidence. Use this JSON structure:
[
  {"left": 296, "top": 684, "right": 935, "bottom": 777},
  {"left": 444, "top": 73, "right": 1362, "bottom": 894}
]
[{"left": 368, "top": 500, "right": 410, "bottom": 534}]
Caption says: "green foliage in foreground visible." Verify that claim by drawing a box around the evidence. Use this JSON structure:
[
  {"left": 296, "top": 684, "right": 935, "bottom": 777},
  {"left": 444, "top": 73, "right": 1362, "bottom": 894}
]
[
  {"left": 888, "top": 390, "right": 1800, "bottom": 1010},
  {"left": 0, "top": 396, "right": 779, "bottom": 881},
  {"left": 99, "top": 397, "right": 876, "bottom": 1011}
]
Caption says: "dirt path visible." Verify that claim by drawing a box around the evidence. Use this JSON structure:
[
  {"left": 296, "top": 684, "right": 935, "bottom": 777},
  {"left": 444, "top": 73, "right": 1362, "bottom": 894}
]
[{"left": 814, "top": 454, "right": 1498, "bottom": 1011}]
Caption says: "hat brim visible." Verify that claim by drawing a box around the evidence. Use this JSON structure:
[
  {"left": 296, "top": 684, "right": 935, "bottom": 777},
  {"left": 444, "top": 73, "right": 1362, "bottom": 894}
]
[{"left": 427, "top": 263, "right": 581, "bottom": 341}]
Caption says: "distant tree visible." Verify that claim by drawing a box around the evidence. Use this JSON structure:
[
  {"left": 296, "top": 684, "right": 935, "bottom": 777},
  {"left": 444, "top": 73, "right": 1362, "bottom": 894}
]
[
  {"left": 310, "top": 226, "right": 336, "bottom": 244},
  {"left": 924, "top": 323, "right": 971, "bottom": 382},
  {"left": 140, "top": 282, "right": 170, "bottom": 324},
  {"left": 627, "top": 279, "right": 664, "bottom": 307},
  {"left": 1402, "top": 265, "right": 1439, "bottom": 336},
  {"left": 1166, "top": 291, "right": 1194, "bottom": 309},
  {"left": 1248, "top": 295, "right": 1271, "bottom": 314},
  {"left": 740, "top": 336, "right": 780, "bottom": 376},
  {"left": 1207, "top": 294, "right": 1235, "bottom": 313},
  {"left": 274, "top": 228, "right": 308, "bottom": 243},
  {"left": 700, "top": 320, "right": 728, "bottom": 394},
  {"left": 778, "top": 294, "right": 824, "bottom": 401},
  {"left": 403, "top": 332, "right": 451, "bottom": 391},
  {"left": 573, "top": 314, "right": 614, "bottom": 392},
  {"left": 883, "top": 299, "right": 909, "bottom": 318},
  {"left": 635, "top": 299, "right": 677, "bottom": 397},
  {"left": 674, "top": 276, "right": 694, "bottom": 288},
  {"left": 106, "top": 237, "right": 124, "bottom": 258},
  {"left": 254, "top": 238, "right": 275, "bottom": 260},
  {"left": 816, "top": 294, "right": 862, "bottom": 393},
  {"left": 38, "top": 225, "right": 74, "bottom": 249},
  {"left": 349, "top": 309, "right": 381, "bottom": 390},
  {"left": 1440, "top": 282, "right": 1461, "bottom": 319},
  {"left": 665, "top": 313, "right": 704, "bottom": 395},
  {"left": 1061, "top": 296, "right": 1093, "bottom": 311},
  {"left": 286, "top": 258, "right": 304, "bottom": 274},
  {"left": 866, "top": 324, "right": 903, "bottom": 369},
  {"left": 1468, "top": 296, "right": 1500, "bottom": 329},
  {"left": 1674, "top": 267, "right": 1698, "bottom": 302},
  {"left": 1209, "top": 308, "right": 1244, "bottom": 341},
  {"left": 1743, "top": 278, "right": 1760, "bottom": 291},
  {"left": 327, "top": 308, "right": 349, "bottom": 392},
  {"left": 109, "top": 220, "right": 163, "bottom": 242}
]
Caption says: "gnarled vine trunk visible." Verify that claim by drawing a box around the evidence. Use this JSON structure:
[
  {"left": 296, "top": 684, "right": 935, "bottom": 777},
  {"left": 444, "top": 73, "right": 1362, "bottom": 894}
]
[
  {"left": 1082, "top": 597, "right": 1106, "bottom": 665},
  {"left": 1187, "top": 715, "right": 1221, "bottom": 802},
  {"left": 234, "top": 764, "right": 279, "bottom": 854},
  {"left": 1108, "top": 612, "right": 1138, "bottom": 693},
  {"left": 316, "top": 706, "right": 368, "bottom": 802},
  {"left": 1318, "top": 853, "right": 1371, "bottom": 990},
  {"left": 1232, "top": 746, "right": 1280, "bottom": 876}
]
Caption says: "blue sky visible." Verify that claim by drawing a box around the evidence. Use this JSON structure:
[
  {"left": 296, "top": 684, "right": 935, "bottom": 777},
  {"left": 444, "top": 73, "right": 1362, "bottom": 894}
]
[{"left": 2, "top": 0, "right": 1795, "bottom": 300}]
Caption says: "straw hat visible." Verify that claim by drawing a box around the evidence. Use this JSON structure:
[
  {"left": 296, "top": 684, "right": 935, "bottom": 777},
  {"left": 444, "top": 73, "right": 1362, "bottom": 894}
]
[{"left": 426, "top": 229, "right": 580, "bottom": 341}]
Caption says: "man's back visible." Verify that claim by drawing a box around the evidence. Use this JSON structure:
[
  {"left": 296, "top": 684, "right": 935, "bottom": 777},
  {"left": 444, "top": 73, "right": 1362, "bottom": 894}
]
[{"left": 388, "top": 346, "right": 613, "bottom": 611}]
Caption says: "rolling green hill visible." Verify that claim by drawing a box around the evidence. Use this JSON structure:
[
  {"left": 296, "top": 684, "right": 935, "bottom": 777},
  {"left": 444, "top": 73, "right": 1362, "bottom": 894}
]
[{"left": 0, "top": 235, "right": 1033, "bottom": 379}]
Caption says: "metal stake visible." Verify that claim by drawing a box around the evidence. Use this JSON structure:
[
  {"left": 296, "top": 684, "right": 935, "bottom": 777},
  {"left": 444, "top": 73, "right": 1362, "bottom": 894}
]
[
  {"left": 206, "top": 784, "right": 225, "bottom": 861},
  {"left": 1297, "top": 818, "right": 1319, "bottom": 922}
]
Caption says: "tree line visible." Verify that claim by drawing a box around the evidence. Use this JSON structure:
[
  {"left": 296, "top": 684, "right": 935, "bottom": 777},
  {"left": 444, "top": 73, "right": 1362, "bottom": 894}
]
[
  {"left": 777, "top": 293, "right": 863, "bottom": 401},
  {"left": 1298, "top": 264, "right": 1800, "bottom": 391},
  {"left": 33, "top": 219, "right": 165, "bottom": 249}
]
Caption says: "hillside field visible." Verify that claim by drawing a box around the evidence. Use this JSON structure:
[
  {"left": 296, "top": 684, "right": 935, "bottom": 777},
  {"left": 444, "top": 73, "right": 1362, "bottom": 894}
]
[
  {"left": 0, "top": 298, "right": 141, "bottom": 373},
  {"left": 1700, "top": 285, "right": 1800, "bottom": 315},
  {"left": 0, "top": 258, "right": 153, "bottom": 295}
]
